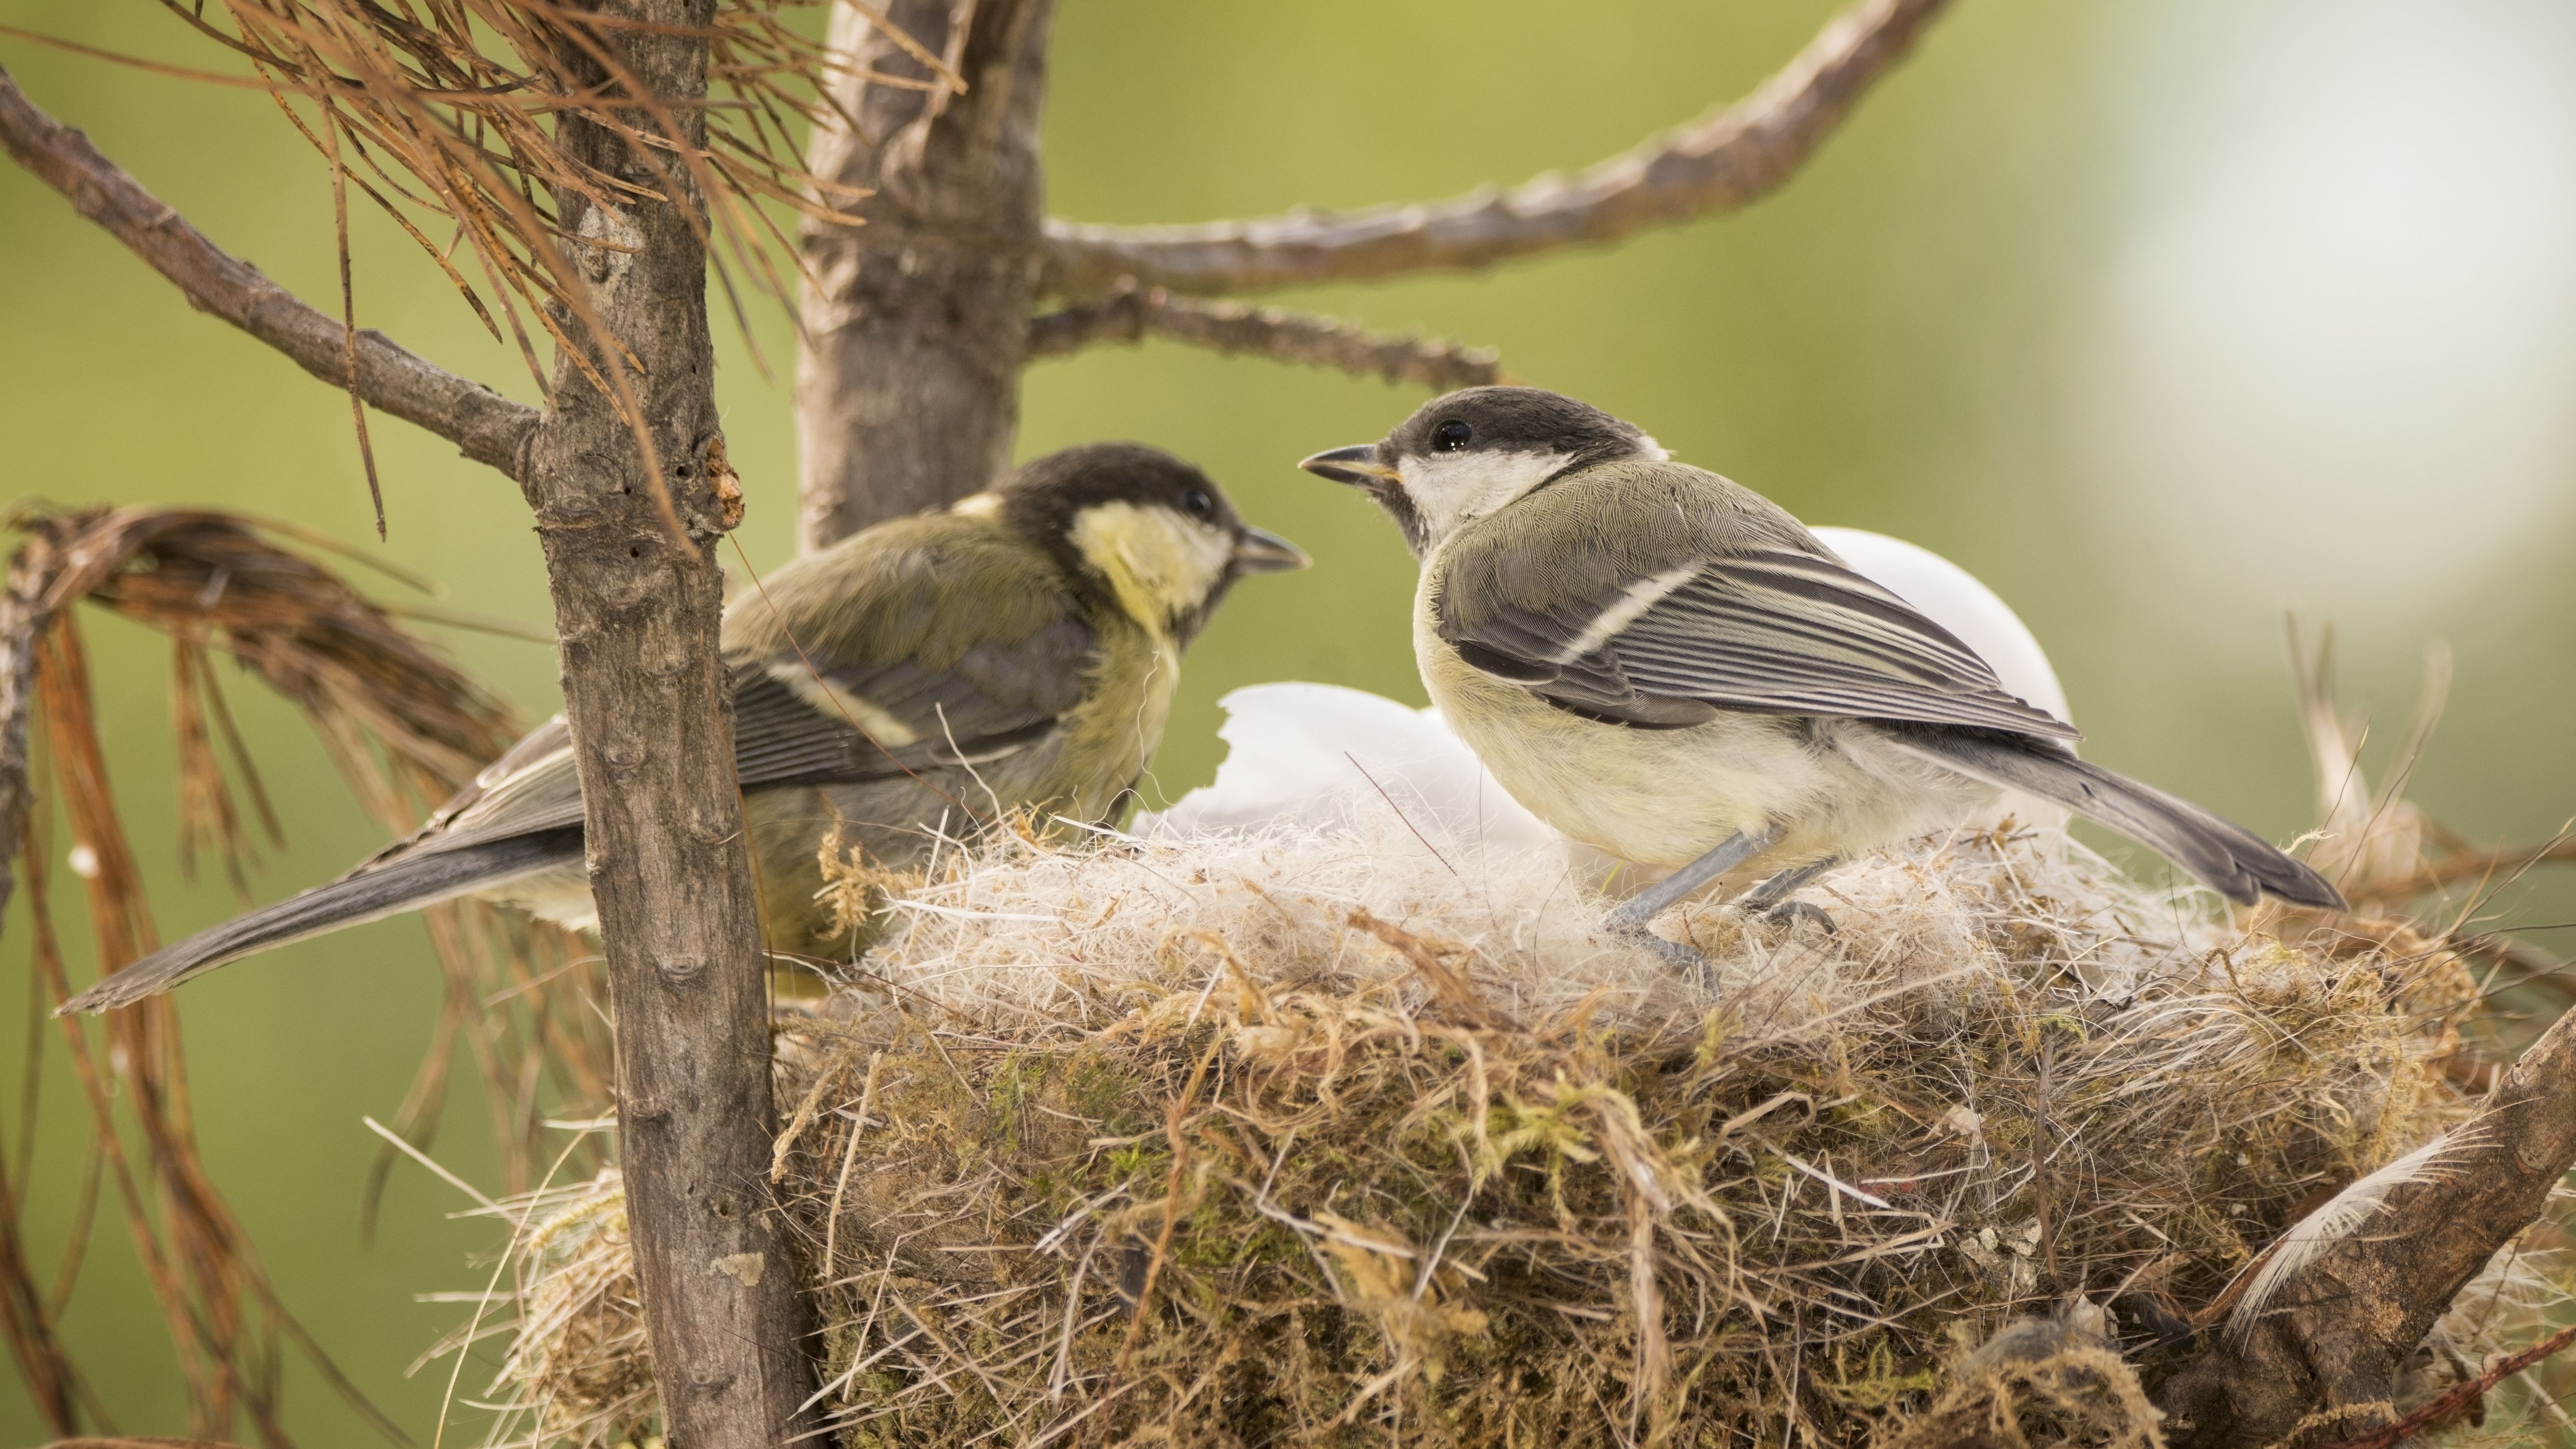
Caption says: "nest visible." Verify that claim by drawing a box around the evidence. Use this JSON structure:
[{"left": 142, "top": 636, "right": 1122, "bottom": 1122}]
[{"left": 482, "top": 816, "right": 2561, "bottom": 1449}]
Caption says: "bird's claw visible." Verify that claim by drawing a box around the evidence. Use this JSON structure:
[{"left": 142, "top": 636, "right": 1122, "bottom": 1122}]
[
  {"left": 1611, "top": 921, "right": 1714, "bottom": 983},
  {"left": 1758, "top": 900, "right": 1838, "bottom": 937}
]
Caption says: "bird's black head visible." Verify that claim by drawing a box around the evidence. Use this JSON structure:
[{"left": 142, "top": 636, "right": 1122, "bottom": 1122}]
[
  {"left": 974, "top": 443, "right": 1307, "bottom": 643},
  {"left": 1298, "top": 387, "right": 1663, "bottom": 556}
]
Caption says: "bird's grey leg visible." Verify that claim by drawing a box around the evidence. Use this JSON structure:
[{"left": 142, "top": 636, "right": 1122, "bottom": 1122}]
[
  {"left": 1742, "top": 857, "right": 1839, "bottom": 936},
  {"left": 1602, "top": 825, "right": 1781, "bottom": 970}
]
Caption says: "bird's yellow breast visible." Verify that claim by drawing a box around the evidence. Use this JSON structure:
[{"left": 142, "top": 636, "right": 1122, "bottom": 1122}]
[{"left": 1055, "top": 606, "right": 1180, "bottom": 823}]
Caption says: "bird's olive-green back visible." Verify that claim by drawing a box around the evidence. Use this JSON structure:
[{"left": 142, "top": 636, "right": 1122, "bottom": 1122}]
[{"left": 722, "top": 512, "right": 1079, "bottom": 672}]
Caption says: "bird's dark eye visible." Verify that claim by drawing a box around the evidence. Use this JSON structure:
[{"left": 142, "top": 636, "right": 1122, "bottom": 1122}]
[
  {"left": 1180, "top": 487, "right": 1215, "bottom": 519},
  {"left": 1433, "top": 420, "right": 1473, "bottom": 452}
]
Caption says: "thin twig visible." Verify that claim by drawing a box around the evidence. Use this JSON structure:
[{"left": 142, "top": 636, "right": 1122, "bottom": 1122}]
[
  {"left": 2352, "top": 837, "right": 2576, "bottom": 904},
  {"left": 1027, "top": 280, "right": 1501, "bottom": 392},
  {"left": 1038, "top": 0, "right": 1955, "bottom": 297},
  {"left": 2308, "top": 1322, "right": 2576, "bottom": 1449},
  {"left": 0, "top": 65, "right": 540, "bottom": 478}
]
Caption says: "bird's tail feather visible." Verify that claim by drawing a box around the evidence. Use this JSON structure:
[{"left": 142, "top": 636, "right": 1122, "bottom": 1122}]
[
  {"left": 58, "top": 828, "right": 583, "bottom": 1015},
  {"left": 1890, "top": 732, "right": 2345, "bottom": 910}
]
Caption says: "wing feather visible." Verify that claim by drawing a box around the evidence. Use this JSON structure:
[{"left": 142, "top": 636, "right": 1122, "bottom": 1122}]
[
  {"left": 1434, "top": 464, "right": 2077, "bottom": 738},
  {"left": 380, "top": 528, "right": 1101, "bottom": 865}
]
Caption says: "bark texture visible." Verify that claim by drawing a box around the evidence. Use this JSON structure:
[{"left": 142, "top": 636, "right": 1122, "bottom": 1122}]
[
  {"left": 796, "top": 0, "right": 1059, "bottom": 549},
  {"left": 524, "top": 4, "right": 812, "bottom": 1444},
  {"left": 0, "top": 540, "right": 51, "bottom": 932},
  {"left": 0, "top": 65, "right": 540, "bottom": 479},
  {"left": 2154, "top": 999, "right": 2576, "bottom": 1447}
]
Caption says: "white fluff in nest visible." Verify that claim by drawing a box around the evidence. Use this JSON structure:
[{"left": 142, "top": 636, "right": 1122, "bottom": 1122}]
[
  {"left": 867, "top": 817, "right": 2202, "bottom": 1041},
  {"left": 1142, "top": 525, "right": 2072, "bottom": 855},
  {"left": 1139, "top": 682, "right": 1563, "bottom": 858}
]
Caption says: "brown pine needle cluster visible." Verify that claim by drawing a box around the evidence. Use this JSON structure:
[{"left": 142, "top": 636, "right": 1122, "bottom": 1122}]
[
  {"left": 154, "top": 0, "right": 934, "bottom": 382},
  {"left": 0, "top": 504, "right": 609, "bottom": 1441}
]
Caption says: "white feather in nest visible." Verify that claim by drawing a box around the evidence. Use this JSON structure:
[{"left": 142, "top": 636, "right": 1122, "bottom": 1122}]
[
  {"left": 1137, "top": 681, "right": 1564, "bottom": 859},
  {"left": 2224, "top": 1126, "right": 2491, "bottom": 1348},
  {"left": 1139, "top": 526, "right": 2074, "bottom": 855}
]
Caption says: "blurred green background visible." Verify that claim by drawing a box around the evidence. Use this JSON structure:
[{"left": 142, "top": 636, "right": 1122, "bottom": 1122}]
[{"left": 4, "top": 0, "right": 2574, "bottom": 1441}]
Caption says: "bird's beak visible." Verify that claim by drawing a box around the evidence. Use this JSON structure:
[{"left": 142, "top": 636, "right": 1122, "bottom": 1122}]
[
  {"left": 1232, "top": 525, "right": 1311, "bottom": 574},
  {"left": 1298, "top": 444, "right": 1398, "bottom": 487}
]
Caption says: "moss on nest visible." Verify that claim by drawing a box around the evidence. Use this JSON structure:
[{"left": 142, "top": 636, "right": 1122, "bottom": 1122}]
[{"left": 486, "top": 817, "right": 2559, "bottom": 1449}]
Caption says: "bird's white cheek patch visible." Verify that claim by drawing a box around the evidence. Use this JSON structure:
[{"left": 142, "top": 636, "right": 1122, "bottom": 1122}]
[{"left": 1397, "top": 451, "right": 1564, "bottom": 544}]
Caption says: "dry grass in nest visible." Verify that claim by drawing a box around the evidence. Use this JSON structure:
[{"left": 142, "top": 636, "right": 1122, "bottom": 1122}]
[
  {"left": 483, "top": 811, "right": 2571, "bottom": 1448},
  {"left": 442, "top": 1173, "right": 657, "bottom": 1449}
]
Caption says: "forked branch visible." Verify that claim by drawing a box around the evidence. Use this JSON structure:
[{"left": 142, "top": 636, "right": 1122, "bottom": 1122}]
[
  {"left": 2155, "top": 997, "right": 2576, "bottom": 1447},
  {"left": 1029, "top": 281, "right": 1502, "bottom": 391},
  {"left": 1038, "top": 0, "right": 1954, "bottom": 299},
  {"left": 0, "top": 65, "right": 539, "bottom": 480}
]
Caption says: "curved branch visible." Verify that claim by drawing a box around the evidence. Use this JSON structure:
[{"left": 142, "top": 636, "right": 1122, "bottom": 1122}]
[
  {"left": 1037, "top": 0, "right": 1954, "bottom": 299},
  {"left": 2350, "top": 836, "right": 2576, "bottom": 905},
  {"left": 2153, "top": 996, "right": 2576, "bottom": 1447},
  {"left": 0, "top": 65, "right": 539, "bottom": 480},
  {"left": 1029, "top": 281, "right": 1501, "bottom": 391}
]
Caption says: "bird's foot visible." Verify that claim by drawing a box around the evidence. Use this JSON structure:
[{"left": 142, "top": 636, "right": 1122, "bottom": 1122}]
[
  {"left": 1606, "top": 915, "right": 1713, "bottom": 980},
  {"left": 1757, "top": 900, "right": 1838, "bottom": 937}
]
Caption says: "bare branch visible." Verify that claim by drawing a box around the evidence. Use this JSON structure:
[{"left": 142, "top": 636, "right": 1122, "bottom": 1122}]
[
  {"left": 2310, "top": 1322, "right": 2576, "bottom": 1449},
  {"left": 0, "top": 65, "right": 539, "bottom": 480},
  {"left": 2348, "top": 836, "right": 2576, "bottom": 905},
  {"left": 1037, "top": 0, "right": 1954, "bottom": 299},
  {"left": 1029, "top": 281, "right": 1501, "bottom": 391},
  {"left": 2153, "top": 996, "right": 2576, "bottom": 1447}
]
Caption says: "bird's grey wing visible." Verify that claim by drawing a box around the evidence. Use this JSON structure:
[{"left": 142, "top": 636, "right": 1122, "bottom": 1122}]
[
  {"left": 1438, "top": 516, "right": 2077, "bottom": 738},
  {"left": 727, "top": 614, "right": 1100, "bottom": 791},
  {"left": 356, "top": 715, "right": 585, "bottom": 863}
]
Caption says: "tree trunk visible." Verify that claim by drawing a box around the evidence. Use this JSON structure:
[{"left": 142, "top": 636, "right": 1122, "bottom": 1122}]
[
  {"left": 523, "top": 3, "right": 813, "bottom": 1443},
  {"left": 796, "top": 0, "right": 1059, "bottom": 549}
]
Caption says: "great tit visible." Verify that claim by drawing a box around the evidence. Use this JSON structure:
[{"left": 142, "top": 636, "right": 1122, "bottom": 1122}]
[
  {"left": 1300, "top": 387, "right": 2341, "bottom": 966},
  {"left": 64, "top": 443, "right": 1306, "bottom": 1013}
]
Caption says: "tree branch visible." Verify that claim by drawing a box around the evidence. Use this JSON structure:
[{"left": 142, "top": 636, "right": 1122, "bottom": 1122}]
[
  {"left": 1028, "top": 281, "right": 1501, "bottom": 391},
  {"left": 2153, "top": 996, "right": 2576, "bottom": 1447},
  {"left": 1037, "top": 0, "right": 1954, "bottom": 299},
  {"left": 517, "top": 5, "right": 814, "bottom": 1444},
  {"left": 796, "top": 0, "right": 1059, "bottom": 548},
  {"left": 2348, "top": 837, "right": 2576, "bottom": 905},
  {"left": 0, "top": 65, "right": 539, "bottom": 481},
  {"left": 2311, "top": 1322, "right": 2576, "bottom": 1449}
]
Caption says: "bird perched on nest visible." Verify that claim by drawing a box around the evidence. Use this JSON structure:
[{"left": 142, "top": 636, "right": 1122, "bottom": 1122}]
[
  {"left": 1300, "top": 387, "right": 2342, "bottom": 966},
  {"left": 63, "top": 443, "right": 1305, "bottom": 1014}
]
